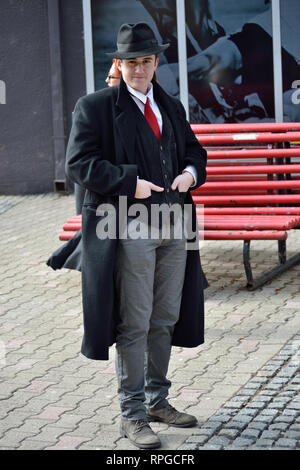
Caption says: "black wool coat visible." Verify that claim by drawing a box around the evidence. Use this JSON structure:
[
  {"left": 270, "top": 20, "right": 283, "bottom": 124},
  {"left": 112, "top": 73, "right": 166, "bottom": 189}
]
[{"left": 57, "top": 77, "right": 208, "bottom": 360}]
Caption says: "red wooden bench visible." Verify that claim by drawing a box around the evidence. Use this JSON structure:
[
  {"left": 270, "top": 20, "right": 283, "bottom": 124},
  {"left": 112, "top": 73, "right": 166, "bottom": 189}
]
[
  {"left": 192, "top": 122, "right": 300, "bottom": 289},
  {"left": 59, "top": 122, "right": 300, "bottom": 290}
]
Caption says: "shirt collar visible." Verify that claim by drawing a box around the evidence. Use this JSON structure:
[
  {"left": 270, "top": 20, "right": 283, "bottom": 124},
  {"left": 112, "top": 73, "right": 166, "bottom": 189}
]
[{"left": 126, "top": 82, "right": 154, "bottom": 105}]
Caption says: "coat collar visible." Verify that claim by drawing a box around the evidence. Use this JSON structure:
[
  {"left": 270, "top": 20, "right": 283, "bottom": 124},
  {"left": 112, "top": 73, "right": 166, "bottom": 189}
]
[
  {"left": 115, "top": 75, "right": 182, "bottom": 121},
  {"left": 115, "top": 75, "right": 135, "bottom": 111},
  {"left": 114, "top": 77, "right": 137, "bottom": 164}
]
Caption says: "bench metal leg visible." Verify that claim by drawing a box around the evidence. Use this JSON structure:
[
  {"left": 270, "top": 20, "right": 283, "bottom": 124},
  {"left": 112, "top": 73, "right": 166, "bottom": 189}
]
[
  {"left": 243, "top": 241, "right": 253, "bottom": 286},
  {"left": 243, "top": 240, "right": 300, "bottom": 290},
  {"left": 278, "top": 240, "right": 286, "bottom": 264}
]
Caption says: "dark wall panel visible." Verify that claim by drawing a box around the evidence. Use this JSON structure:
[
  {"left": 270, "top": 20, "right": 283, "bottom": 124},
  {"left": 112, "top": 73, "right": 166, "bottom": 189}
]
[
  {"left": 0, "top": 0, "right": 85, "bottom": 195},
  {"left": 0, "top": 0, "right": 53, "bottom": 194},
  {"left": 60, "top": 0, "right": 86, "bottom": 137}
]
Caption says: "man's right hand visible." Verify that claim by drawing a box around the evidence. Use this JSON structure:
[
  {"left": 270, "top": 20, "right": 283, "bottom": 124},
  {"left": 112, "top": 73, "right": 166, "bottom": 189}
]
[{"left": 134, "top": 179, "right": 164, "bottom": 199}]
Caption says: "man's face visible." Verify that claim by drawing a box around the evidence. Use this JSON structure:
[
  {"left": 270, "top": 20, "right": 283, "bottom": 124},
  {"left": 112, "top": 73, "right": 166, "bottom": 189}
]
[{"left": 117, "top": 55, "right": 159, "bottom": 94}]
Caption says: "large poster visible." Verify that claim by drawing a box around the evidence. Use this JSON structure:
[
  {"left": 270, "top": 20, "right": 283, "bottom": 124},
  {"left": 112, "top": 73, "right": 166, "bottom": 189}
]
[
  {"left": 184, "top": 0, "right": 300, "bottom": 123},
  {"left": 185, "top": 0, "right": 275, "bottom": 123},
  {"left": 280, "top": 0, "right": 300, "bottom": 122},
  {"left": 91, "top": 0, "right": 300, "bottom": 123}
]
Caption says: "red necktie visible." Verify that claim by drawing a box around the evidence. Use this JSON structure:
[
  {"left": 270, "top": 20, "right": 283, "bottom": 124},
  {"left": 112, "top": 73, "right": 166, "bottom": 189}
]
[{"left": 144, "top": 98, "right": 161, "bottom": 141}]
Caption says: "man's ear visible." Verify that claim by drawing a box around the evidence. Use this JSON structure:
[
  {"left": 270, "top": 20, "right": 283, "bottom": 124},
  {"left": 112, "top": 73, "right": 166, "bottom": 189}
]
[
  {"left": 116, "top": 59, "right": 122, "bottom": 72},
  {"left": 155, "top": 56, "right": 159, "bottom": 70}
]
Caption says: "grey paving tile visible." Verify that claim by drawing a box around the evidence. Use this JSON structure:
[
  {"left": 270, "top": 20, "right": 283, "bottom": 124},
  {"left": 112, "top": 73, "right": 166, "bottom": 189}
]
[{"left": 0, "top": 194, "right": 300, "bottom": 450}]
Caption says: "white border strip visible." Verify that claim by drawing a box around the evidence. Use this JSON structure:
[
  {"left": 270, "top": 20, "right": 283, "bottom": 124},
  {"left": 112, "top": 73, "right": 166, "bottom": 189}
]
[
  {"left": 272, "top": 0, "right": 283, "bottom": 122},
  {"left": 82, "top": 0, "right": 95, "bottom": 94},
  {"left": 176, "top": 0, "right": 189, "bottom": 121}
]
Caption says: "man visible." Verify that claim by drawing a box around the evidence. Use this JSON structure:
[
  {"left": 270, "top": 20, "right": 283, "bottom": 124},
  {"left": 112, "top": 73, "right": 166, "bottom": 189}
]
[
  {"left": 65, "top": 22, "right": 207, "bottom": 449},
  {"left": 105, "top": 59, "right": 121, "bottom": 87}
]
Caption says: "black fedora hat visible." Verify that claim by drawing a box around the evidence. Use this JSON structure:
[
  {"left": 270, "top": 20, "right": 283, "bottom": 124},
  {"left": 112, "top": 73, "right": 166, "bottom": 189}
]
[{"left": 106, "top": 22, "right": 169, "bottom": 59}]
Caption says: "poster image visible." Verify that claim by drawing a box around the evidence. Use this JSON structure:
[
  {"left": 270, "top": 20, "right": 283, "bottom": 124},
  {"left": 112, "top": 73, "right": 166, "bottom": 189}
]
[{"left": 91, "top": 0, "right": 300, "bottom": 123}]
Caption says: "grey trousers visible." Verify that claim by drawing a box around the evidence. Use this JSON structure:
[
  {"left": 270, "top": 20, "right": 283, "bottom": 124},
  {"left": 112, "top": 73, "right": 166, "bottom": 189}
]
[{"left": 114, "top": 225, "right": 187, "bottom": 421}]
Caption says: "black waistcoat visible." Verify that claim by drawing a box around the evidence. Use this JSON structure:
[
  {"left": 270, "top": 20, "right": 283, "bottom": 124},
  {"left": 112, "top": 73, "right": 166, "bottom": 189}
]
[{"left": 126, "top": 100, "right": 185, "bottom": 227}]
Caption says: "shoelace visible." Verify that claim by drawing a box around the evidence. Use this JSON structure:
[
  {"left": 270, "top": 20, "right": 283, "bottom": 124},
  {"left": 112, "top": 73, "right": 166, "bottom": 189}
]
[{"left": 133, "top": 420, "right": 151, "bottom": 434}]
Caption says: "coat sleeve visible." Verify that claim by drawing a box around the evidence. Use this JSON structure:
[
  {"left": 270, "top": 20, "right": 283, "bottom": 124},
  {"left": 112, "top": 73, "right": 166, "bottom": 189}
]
[
  {"left": 65, "top": 96, "right": 138, "bottom": 198},
  {"left": 179, "top": 102, "right": 207, "bottom": 189}
]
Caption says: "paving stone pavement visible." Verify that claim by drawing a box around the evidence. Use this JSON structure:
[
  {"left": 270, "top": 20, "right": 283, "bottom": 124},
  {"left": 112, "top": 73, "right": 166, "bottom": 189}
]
[
  {"left": 179, "top": 333, "right": 300, "bottom": 450},
  {"left": 0, "top": 193, "right": 299, "bottom": 451}
]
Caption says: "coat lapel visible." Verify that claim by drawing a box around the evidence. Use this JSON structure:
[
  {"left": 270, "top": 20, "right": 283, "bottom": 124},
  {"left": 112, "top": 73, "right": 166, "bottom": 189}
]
[{"left": 115, "top": 77, "right": 137, "bottom": 164}]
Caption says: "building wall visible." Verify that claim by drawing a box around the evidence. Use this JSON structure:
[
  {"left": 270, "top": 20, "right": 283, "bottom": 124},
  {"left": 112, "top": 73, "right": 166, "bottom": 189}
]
[
  {"left": 0, "top": 0, "right": 85, "bottom": 195},
  {"left": 60, "top": 0, "right": 86, "bottom": 138}
]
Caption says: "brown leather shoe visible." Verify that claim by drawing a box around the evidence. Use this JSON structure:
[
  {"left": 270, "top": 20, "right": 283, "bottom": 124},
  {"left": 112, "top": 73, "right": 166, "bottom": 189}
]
[
  {"left": 147, "top": 404, "right": 198, "bottom": 428},
  {"left": 120, "top": 419, "right": 161, "bottom": 449}
]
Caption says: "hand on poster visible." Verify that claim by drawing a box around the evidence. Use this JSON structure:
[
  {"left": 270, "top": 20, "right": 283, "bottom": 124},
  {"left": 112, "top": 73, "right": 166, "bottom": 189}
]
[{"left": 187, "top": 37, "right": 242, "bottom": 87}]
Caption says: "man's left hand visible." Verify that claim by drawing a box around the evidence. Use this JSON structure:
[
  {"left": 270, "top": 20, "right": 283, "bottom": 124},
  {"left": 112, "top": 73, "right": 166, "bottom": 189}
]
[{"left": 171, "top": 172, "right": 194, "bottom": 192}]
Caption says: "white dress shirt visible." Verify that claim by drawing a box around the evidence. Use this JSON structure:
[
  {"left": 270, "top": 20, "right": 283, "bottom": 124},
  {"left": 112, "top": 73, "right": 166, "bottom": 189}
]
[{"left": 126, "top": 83, "right": 197, "bottom": 188}]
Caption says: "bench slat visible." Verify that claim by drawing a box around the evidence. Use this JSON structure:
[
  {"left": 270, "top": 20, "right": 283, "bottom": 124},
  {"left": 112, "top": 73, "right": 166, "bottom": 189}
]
[
  {"left": 197, "top": 132, "right": 300, "bottom": 144},
  {"left": 192, "top": 123, "right": 300, "bottom": 134},
  {"left": 62, "top": 217, "right": 299, "bottom": 232},
  {"left": 62, "top": 223, "right": 82, "bottom": 231},
  {"left": 199, "top": 207, "right": 300, "bottom": 215},
  {"left": 59, "top": 232, "right": 77, "bottom": 241},
  {"left": 60, "top": 229, "right": 287, "bottom": 242},
  {"left": 206, "top": 165, "right": 300, "bottom": 175},
  {"left": 198, "top": 180, "right": 300, "bottom": 191},
  {"left": 202, "top": 215, "right": 299, "bottom": 222},
  {"left": 193, "top": 194, "right": 300, "bottom": 205},
  {"left": 201, "top": 230, "right": 287, "bottom": 240},
  {"left": 202, "top": 221, "right": 296, "bottom": 230},
  {"left": 207, "top": 148, "right": 300, "bottom": 159}
]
